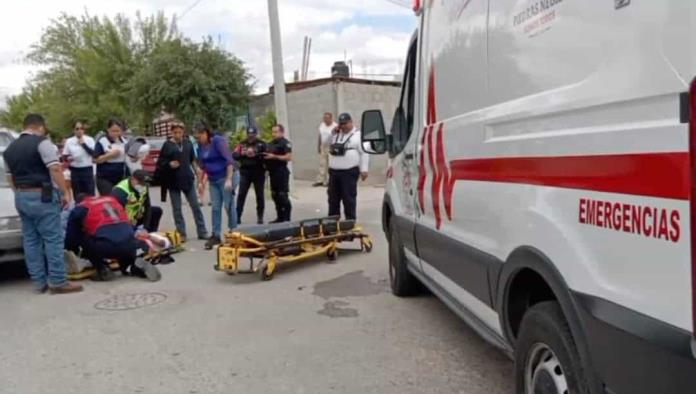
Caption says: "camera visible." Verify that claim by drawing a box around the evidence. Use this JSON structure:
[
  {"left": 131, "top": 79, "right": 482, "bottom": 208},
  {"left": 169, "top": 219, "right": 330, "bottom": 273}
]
[{"left": 329, "top": 143, "right": 347, "bottom": 157}]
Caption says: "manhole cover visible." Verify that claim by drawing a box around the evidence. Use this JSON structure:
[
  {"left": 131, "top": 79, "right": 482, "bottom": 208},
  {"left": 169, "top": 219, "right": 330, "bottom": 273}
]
[{"left": 95, "top": 293, "right": 167, "bottom": 311}]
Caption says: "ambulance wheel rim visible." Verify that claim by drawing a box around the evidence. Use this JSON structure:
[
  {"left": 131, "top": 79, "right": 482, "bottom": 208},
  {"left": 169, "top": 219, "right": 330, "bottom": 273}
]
[{"left": 525, "top": 343, "right": 568, "bottom": 394}]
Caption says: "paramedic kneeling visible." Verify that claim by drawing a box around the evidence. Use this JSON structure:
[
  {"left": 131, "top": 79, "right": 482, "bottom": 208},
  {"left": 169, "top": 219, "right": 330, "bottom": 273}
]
[
  {"left": 112, "top": 170, "right": 163, "bottom": 232},
  {"left": 327, "top": 113, "right": 369, "bottom": 220},
  {"left": 65, "top": 194, "right": 160, "bottom": 281}
]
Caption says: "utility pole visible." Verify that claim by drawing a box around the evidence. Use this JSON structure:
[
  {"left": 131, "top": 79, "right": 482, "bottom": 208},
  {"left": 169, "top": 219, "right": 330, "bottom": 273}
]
[
  {"left": 267, "top": 0, "right": 289, "bottom": 136},
  {"left": 267, "top": 0, "right": 293, "bottom": 186}
]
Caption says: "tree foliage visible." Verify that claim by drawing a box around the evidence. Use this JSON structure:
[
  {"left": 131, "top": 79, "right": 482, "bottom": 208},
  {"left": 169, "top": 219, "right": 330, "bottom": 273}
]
[
  {"left": 130, "top": 37, "right": 250, "bottom": 131},
  {"left": 229, "top": 109, "right": 275, "bottom": 147},
  {"left": 0, "top": 12, "right": 250, "bottom": 136}
]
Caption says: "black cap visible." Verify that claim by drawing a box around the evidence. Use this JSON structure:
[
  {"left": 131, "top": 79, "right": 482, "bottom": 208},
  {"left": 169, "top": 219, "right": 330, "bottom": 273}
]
[
  {"left": 247, "top": 126, "right": 258, "bottom": 135},
  {"left": 338, "top": 113, "right": 352, "bottom": 124},
  {"left": 132, "top": 170, "right": 152, "bottom": 184}
]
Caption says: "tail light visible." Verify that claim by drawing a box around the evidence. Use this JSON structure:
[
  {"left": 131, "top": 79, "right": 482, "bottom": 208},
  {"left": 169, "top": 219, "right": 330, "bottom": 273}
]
[
  {"left": 689, "top": 77, "right": 696, "bottom": 346},
  {"left": 413, "top": 0, "right": 422, "bottom": 13}
]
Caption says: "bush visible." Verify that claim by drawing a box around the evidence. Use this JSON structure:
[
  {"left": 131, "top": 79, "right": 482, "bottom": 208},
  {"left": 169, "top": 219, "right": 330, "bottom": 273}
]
[{"left": 229, "top": 109, "right": 275, "bottom": 148}]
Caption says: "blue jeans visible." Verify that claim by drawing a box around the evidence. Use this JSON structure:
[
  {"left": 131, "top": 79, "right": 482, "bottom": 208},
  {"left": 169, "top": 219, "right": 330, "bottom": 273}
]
[
  {"left": 209, "top": 172, "right": 240, "bottom": 237},
  {"left": 15, "top": 190, "right": 68, "bottom": 289},
  {"left": 169, "top": 186, "right": 207, "bottom": 238}
]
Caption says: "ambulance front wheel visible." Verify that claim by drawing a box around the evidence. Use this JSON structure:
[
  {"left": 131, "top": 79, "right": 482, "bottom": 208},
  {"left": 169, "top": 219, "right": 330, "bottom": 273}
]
[{"left": 388, "top": 217, "right": 419, "bottom": 297}]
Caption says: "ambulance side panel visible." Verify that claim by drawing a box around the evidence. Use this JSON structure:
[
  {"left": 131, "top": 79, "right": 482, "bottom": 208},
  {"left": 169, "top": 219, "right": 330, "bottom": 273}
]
[{"left": 411, "top": 0, "right": 696, "bottom": 392}]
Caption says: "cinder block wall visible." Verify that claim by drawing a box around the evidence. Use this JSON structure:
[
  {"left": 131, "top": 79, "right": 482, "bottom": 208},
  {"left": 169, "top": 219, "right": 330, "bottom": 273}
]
[
  {"left": 286, "top": 84, "right": 337, "bottom": 182},
  {"left": 250, "top": 81, "right": 400, "bottom": 185}
]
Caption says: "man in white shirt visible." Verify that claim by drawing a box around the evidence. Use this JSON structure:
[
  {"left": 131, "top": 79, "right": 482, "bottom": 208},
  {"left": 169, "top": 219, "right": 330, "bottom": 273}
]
[
  {"left": 62, "top": 120, "right": 96, "bottom": 196},
  {"left": 327, "top": 112, "right": 369, "bottom": 220},
  {"left": 313, "top": 112, "right": 337, "bottom": 187}
]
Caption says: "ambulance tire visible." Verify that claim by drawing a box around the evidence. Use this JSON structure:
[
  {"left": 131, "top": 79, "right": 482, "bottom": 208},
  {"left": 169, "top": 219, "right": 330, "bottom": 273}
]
[
  {"left": 388, "top": 218, "right": 419, "bottom": 297},
  {"left": 515, "top": 301, "right": 589, "bottom": 394}
]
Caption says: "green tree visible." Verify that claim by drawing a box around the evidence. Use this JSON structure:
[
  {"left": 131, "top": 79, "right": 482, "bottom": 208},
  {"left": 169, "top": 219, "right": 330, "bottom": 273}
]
[
  {"left": 129, "top": 37, "right": 250, "bottom": 131},
  {"left": 229, "top": 109, "right": 275, "bottom": 147},
  {"left": 0, "top": 12, "right": 250, "bottom": 137}
]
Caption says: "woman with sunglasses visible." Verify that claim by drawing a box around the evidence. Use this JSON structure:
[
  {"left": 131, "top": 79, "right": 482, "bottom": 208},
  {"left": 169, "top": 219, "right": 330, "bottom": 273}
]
[{"left": 62, "top": 120, "right": 96, "bottom": 196}]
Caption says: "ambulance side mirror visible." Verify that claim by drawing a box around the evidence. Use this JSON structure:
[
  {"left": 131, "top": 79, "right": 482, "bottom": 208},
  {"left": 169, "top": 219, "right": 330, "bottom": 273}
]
[{"left": 361, "top": 109, "right": 388, "bottom": 155}]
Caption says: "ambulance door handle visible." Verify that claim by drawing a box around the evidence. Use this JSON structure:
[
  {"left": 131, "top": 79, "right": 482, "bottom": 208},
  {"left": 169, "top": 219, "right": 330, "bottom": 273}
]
[{"left": 404, "top": 153, "right": 414, "bottom": 160}]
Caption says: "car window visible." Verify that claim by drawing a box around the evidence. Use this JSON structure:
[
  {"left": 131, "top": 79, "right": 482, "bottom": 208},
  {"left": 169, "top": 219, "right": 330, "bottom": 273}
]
[{"left": 392, "top": 38, "right": 418, "bottom": 155}]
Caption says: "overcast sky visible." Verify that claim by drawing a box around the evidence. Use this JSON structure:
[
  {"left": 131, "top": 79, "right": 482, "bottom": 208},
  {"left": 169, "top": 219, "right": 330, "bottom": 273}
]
[{"left": 0, "top": 0, "right": 415, "bottom": 106}]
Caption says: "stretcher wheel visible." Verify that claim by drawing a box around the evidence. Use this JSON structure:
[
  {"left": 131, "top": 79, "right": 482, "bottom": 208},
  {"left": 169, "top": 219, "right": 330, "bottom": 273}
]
[
  {"left": 363, "top": 240, "right": 373, "bottom": 253},
  {"left": 260, "top": 265, "right": 274, "bottom": 281},
  {"left": 327, "top": 249, "right": 338, "bottom": 262}
]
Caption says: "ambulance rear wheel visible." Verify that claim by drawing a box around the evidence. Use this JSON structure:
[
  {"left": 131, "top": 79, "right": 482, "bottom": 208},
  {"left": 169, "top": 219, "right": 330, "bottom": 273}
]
[{"left": 388, "top": 218, "right": 419, "bottom": 297}]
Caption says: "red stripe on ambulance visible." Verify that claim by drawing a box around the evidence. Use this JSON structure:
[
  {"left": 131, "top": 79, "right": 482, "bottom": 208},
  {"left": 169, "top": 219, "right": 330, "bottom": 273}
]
[{"left": 446, "top": 152, "right": 689, "bottom": 201}]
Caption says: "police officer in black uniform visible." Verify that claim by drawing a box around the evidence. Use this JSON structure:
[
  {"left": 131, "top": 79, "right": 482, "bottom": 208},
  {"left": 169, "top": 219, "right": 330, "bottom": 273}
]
[
  {"left": 264, "top": 124, "right": 292, "bottom": 223},
  {"left": 233, "top": 126, "right": 267, "bottom": 224}
]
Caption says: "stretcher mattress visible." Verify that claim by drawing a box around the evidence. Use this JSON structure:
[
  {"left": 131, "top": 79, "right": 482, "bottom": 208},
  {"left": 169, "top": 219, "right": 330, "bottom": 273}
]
[{"left": 236, "top": 219, "right": 356, "bottom": 243}]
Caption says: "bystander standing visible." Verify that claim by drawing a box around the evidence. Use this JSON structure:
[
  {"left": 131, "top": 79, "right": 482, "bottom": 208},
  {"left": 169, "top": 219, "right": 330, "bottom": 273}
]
[
  {"left": 313, "top": 112, "right": 337, "bottom": 187},
  {"left": 3, "top": 114, "right": 83, "bottom": 294}
]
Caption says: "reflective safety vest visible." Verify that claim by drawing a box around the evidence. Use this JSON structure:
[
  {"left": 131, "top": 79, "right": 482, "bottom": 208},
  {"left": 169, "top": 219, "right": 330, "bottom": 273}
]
[
  {"left": 114, "top": 178, "right": 147, "bottom": 222},
  {"left": 81, "top": 196, "right": 130, "bottom": 236}
]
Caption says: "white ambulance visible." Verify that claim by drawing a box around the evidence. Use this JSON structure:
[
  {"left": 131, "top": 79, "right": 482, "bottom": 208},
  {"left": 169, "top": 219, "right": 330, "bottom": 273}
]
[{"left": 361, "top": 1, "right": 696, "bottom": 393}]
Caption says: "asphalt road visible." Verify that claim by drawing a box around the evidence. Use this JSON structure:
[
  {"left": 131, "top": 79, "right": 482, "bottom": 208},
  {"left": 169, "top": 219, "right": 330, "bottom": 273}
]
[{"left": 0, "top": 181, "right": 513, "bottom": 394}]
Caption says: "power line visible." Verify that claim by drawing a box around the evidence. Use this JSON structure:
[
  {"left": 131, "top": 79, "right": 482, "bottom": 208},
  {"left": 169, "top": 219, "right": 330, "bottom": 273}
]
[
  {"left": 384, "top": 0, "right": 412, "bottom": 8},
  {"left": 179, "top": 0, "right": 205, "bottom": 20}
]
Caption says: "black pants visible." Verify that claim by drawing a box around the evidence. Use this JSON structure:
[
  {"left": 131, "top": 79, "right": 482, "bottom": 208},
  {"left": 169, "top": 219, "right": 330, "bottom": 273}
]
[
  {"left": 83, "top": 236, "right": 137, "bottom": 274},
  {"left": 96, "top": 174, "right": 123, "bottom": 196},
  {"left": 70, "top": 167, "right": 95, "bottom": 197},
  {"left": 269, "top": 166, "right": 292, "bottom": 222},
  {"left": 138, "top": 206, "right": 163, "bottom": 233},
  {"left": 237, "top": 169, "right": 265, "bottom": 223},
  {"left": 328, "top": 167, "right": 359, "bottom": 220}
]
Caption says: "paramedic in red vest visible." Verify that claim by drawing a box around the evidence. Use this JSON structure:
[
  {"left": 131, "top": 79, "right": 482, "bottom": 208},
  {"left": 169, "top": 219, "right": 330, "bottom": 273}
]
[
  {"left": 64, "top": 194, "right": 161, "bottom": 282},
  {"left": 112, "top": 170, "right": 163, "bottom": 232},
  {"left": 327, "top": 113, "right": 369, "bottom": 220}
]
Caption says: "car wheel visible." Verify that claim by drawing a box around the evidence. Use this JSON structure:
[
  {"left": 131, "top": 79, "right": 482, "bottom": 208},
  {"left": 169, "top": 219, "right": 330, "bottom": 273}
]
[
  {"left": 515, "top": 301, "right": 589, "bottom": 394},
  {"left": 388, "top": 218, "right": 419, "bottom": 297}
]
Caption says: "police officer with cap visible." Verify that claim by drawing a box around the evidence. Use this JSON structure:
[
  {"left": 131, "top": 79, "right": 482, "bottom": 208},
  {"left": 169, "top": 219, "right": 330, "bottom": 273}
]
[
  {"left": 3, "top": 113, "right": 83, "bottom": 294},
  {"left": 233, "top": 126, "right": 268, "bottom": 224},
  {"left": 264, "top": 124, "right": 292, "bottom": 222},
  {"left": 327, "top": 112, "right": 369, "bottom": 220}
]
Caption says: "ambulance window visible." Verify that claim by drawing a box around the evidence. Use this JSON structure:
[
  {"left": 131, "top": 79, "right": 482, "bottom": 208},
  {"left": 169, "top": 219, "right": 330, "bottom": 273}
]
[{"left": 392, "top": 39, "right": 417, "bottom": 155}]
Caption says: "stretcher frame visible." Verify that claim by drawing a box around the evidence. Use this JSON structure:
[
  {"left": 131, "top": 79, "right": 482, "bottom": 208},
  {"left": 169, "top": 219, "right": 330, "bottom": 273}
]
[{"left": 215, "top": 217, "right": 373, "bottom": 281}]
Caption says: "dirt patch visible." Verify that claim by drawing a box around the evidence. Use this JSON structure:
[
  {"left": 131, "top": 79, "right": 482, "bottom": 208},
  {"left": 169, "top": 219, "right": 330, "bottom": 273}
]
[
  {"left": 312, "top": 270, "right": 386, "bottom": 300},
  {"left": 317, "top": 300, "right": 359, "bottom": 318}
]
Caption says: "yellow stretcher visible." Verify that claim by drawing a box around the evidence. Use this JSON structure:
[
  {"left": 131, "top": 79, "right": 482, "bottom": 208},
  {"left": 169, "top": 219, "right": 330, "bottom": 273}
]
[{"left": 215, "top": 217, "right": 373, "bottom": 281}]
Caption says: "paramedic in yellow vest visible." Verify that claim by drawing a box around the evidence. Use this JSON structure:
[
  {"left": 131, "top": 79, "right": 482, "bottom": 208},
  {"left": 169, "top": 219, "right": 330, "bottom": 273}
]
[{"left": 112, "top": 170, "right": 163, "bottom": 232}]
